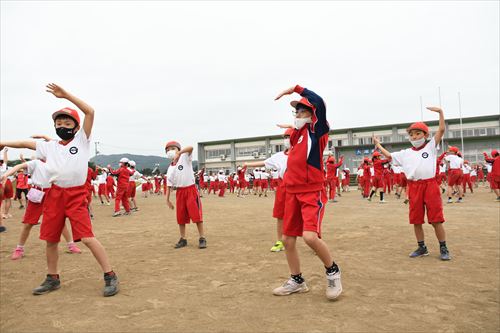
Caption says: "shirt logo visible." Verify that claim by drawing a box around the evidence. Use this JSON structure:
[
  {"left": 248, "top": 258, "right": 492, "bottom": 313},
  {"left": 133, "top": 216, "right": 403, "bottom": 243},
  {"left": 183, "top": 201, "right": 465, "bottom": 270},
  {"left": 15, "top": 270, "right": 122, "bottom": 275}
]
[
  {"left": 422, "top": 152, "right": 429, "bottom": 159},
  {"left": 178, "top": 165, "right": 184, "bottom": 171},
  {"left": 297, "top": 135, "right": 304, "bottom": 144},
  {"left": 69, "top": 147, "right": 78, "bottom": 155}
]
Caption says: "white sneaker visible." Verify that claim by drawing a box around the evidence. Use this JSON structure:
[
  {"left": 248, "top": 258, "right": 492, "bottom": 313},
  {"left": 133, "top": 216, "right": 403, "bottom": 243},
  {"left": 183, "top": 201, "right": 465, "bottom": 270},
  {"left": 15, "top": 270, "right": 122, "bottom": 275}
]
[
  {"left": 273, "top": 278, "right": 309, "bottom": 296},
  {"left": 379, "top": 200, "right": 386, "bottom": 204},
  {"left": 326, "top": 270, "right": 342, "bottom": 300},
  {"left": 447, "top": 198, "right": 453, "bottom": 204}
]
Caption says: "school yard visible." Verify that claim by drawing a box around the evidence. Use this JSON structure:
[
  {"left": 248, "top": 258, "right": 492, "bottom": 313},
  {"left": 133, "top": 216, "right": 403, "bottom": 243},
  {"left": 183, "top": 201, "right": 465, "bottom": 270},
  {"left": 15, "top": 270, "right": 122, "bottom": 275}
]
[{"left": 1, "top": 186, "right": 499, "bottom": 333}]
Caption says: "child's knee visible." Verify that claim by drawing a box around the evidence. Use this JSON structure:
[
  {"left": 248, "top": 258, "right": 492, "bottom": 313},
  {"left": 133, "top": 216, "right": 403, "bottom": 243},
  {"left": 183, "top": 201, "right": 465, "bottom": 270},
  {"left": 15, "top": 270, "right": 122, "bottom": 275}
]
[{"left": 302, "top": 231, "right": 319, "bottom": 246}]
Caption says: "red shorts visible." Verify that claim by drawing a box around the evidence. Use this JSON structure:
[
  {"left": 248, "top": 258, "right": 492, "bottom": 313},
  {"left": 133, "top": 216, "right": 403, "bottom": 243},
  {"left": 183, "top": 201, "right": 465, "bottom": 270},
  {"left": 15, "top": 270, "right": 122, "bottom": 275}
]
[
  {"left": 341, "top": 177, "right": 349, "bottom": 186},
  {"left": 86, "top": 187, "right": 93, "bottom": 204},
  {"left": 393, "top": 174, "right": 401, "bottom": 185},
  {"left": 0, "top": 184, "right": 3, "bottom": 208},
  {"left": 141, "top": 183, "right": 148, "bottom": 192},
  {"left": 240, "top": 180, "right": 247, "bottom": 189},
  {"left": 3, "top": 179, "right": 13, "bottom": 199},
  {"left": 175, "top": 185, "right": 203, "bottom": 225},
  {"left": 98, "top": 184, "right": 107, "bottom": 196},
  {"left": 372, "top": 175, "right": 385, "bottom": 189},
  {"left": 23, "top": 188, "right": 50, "bottom": 225},
  {"left": 261, "top": 180, "right": 268, "bottom": 189},
  {"left": 272, "top": 180, "right": 285, "bottom": 219},
  {"left": 283, "top": 189, "right": 327, "bottom": 238},
  {"left": 407, "top": 178, "right": 445, "bottom": 225},
  {"left": 491, "top": 175, "right": 500, "bottom": 190},
  {"left": 128, "top": 181, "right": 137, "bottom": 198},
  {"left": 400, "top": 174, "right": 407, "bottom": 188},
  {"left": 40, "top": 184, "right": 94, "bottom": 243},
  {"left": 439, "top": 172, "right": 447, "bottom": 182},
  {"left": 447, "top": 169, "right": 462, "bottom": 186},
  {"left": 254, "top": 179, "right": 261, "bottom": 188}
]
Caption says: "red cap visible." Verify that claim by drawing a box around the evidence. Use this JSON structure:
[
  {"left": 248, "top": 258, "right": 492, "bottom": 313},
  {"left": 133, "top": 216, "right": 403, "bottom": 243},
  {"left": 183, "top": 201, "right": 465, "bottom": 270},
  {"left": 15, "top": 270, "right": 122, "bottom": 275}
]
[
  {"left": 52, "top": 108, "right": 80, "bottom": 126},
  {"left": 492, "top": 150, "right": 499, "bottom": 157},
  {"left": 407, "top": 122, "right": 429, "bottom": 134},
  {"left": 363, "top": 157, "right": 370, "bottom": 162},
  {"left": 448, "top": 146, "right": 459, "bottom": 153},
  {"left": 372, "top": 151, "right": 381, "bottom": 158},
  {"left": 464, "top": 160, "right": 469, "bottom": 164},
  {"left": 290, "top": 97, "right": 315, "bottom": 111},
  {"left": 165, "top": 141, "right": 181, "bottom": 150},
  {"left": 327, "top": 156, "right": 335, "bottom": 163},
  {"left": 284, "top": 128, "right": 294, "bottom": 137}
]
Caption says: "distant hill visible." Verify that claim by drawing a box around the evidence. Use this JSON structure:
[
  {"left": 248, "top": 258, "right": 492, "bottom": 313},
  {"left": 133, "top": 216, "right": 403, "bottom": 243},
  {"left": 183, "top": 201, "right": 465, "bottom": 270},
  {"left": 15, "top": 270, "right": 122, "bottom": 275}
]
[{"left": 90, "top": 154, "right": 198, "bottom": 174}]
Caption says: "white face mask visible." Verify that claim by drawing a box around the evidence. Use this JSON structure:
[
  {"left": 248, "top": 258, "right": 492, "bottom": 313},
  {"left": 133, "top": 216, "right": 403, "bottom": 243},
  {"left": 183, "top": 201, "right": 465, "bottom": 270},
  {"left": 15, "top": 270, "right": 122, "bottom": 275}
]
[
  {"left": 410, "top": 138, "right": 426, "bottom": 148},
  {"left": 166, "top": 150, "right": 176, "bottom": 159},
  {"left": 294, "top": 117, "right": 312, "bottom": 130},
  {"left": 283, "top": 138, "right": 291, "bottom": 149}
]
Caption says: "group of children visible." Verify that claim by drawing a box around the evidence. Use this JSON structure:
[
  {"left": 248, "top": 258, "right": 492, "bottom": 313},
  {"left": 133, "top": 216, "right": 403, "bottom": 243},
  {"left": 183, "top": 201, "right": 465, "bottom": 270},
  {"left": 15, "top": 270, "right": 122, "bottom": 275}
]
[{"left": 1, "top": 83, "right": 499, "bottom": 304}]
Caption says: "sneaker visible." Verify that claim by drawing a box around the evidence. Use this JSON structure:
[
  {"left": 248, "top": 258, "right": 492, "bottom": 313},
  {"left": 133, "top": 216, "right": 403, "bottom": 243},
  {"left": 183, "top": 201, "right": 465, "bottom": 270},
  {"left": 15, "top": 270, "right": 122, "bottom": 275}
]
[
  {"left": 11, "top": 247, "right": 25, "bottom": 260},
  {"left": 379, "top": 200, "right": 386, "bottom": 204},
  {"left": 456, "top": 198, "right": 463, "bottom": 203},
  {"left": 123, "top": 211, "right": 131, "bottom": 216},
  {"left": 174, "top": 238, "right": 187, "bottom": 249},
  {"left": 103, "top": 273, "right": 119, "bottom": 297},
  {"left": 270, "top": 241, "right": 285, "bottom": 252},
  {"left": 199, "top": 237, "right": 207, "bottom": 249},
  {"left": 112, "top": 212, "right": 121, "bottom": 217},
  {"left": 19, "top": 205, "right": 24, "bottom": 209},
  {"left": 403, "top": 199, "right": 409, "bottom": 204},
  {"left": 409, "top": 246, "right": 429, "bottom": 258},
  {"left": 106, "top": 202, "right": 111, "bottom": 206},
  {"left": 0, "top": 226, "right": 6, "bottom": 233},
  {"left": 326, "top": 270, "right": 343, "bottom": 300},
  {"left": 32, "top": 275, "right": 61, "bottom": 295},
  {"left": 447, "top": 198, "right": 453, "bottom": 204},
  {"left": 67, "top": 243, "right": 82, "bottom": 254},
  {"left": 367, "top": 197, "right": 372, "bottom": 202},
  {"left": 440, "top": 247, "right": 451, "bottom": 261},
  {"left": 273, "top": 278, "right": 309, "bottom": 296},
  {"left": 496, "top": 197, "right": 500, "bottom": 202},
  {"left": 395, "top": 193, "right": 401, "bottom": 199}
]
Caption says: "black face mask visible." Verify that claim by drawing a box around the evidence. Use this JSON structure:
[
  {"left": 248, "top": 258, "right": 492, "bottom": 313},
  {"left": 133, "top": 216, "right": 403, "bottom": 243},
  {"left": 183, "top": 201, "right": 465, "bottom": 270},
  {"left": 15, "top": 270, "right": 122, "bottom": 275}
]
[{"left": 55, "top": 126, "right": 77, "bottom": 141}]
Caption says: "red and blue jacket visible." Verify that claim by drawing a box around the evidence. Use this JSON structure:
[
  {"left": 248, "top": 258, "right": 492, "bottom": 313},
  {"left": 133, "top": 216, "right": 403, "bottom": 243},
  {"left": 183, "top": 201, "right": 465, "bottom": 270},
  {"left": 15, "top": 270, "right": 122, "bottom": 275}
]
[{"left": 284, "top": 85, "right": 329, "bottom": 193}]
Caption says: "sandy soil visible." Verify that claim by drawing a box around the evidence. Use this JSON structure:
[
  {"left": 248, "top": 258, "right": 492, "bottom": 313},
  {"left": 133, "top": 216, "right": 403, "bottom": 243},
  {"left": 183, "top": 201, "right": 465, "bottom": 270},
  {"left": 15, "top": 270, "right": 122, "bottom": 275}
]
[{"left": 1, "top": 186, "right": 499, "bottom": 333}]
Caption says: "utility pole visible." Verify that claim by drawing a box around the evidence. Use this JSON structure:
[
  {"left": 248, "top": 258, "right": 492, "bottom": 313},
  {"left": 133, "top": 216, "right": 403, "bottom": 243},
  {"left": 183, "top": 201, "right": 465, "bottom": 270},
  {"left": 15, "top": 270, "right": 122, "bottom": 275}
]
[{"left": 94, "top": 141, "right": 100, "bottom": 156}]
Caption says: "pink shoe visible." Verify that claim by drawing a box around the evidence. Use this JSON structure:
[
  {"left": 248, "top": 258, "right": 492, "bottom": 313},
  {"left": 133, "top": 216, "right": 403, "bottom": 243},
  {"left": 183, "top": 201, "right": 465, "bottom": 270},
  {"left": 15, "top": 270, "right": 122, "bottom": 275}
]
[
  {"left": 11, "top": 247, "right": 24, "bottom": 260},
  {"left": 67, "top": 243, "right": 82, "bottom": 254}
]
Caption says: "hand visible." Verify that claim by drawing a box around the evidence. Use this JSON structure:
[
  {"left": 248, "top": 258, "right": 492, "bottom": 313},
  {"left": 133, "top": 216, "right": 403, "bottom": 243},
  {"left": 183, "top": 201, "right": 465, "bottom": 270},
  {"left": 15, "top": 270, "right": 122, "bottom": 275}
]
[
  {"left": 19, "top": 153, "right": 24, "bottom": 160},
  {"left": 46, "top": 83, "right": 69, "bottom": 99},
  {"left": 274, "top": 87, "right": 295, "bottom": 100},
  {"left": 167, "top": 200, "right": 174, "bottom": 210},
  {"left": 3, "top": 147, "right": 7, "bottom": 152},
  {"left": 107, "top": 164, "right": 111, "bottom": 168},
  {"left": 31, "top": 135, "right": 52, "bottom": 142},
  {"left": 276, "top": 124, "right": 293, "bottom": 129},
  {"left": 426, "top": 106, "right": 443, "bottom": 113},
  {"left": 372, "top": 135, "right": 380, "bottom": 145},
  {"left": 243, "top": 163, "right": 248, "bottom": 167}
]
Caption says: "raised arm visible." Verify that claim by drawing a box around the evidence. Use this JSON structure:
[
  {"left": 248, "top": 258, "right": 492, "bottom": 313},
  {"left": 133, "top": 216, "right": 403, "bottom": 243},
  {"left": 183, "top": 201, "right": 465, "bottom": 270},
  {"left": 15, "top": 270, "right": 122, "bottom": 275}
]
[
  {"left": 46, "top": 83, "right": 94, "bottom": 138},
  {"left": 372, "top": 136, "right": 392, "bottom": 159},
  {"left": 427, "top": 107, "right": 445, "bottom": 144},
  {"left": 0, "top": 162, "right": 28, "bottom": 183},
  {"left": 0, "top": 140, "right": 36, "bottom": 151},
  {"left": 243, "top": 161, "right": 266, "bottom": 168}
]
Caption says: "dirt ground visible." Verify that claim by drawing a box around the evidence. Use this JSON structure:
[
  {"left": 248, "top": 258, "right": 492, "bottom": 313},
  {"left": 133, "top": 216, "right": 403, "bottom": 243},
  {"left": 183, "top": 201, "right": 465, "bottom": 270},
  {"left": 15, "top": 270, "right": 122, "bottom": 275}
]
[{"left": 0, "top": 185, "right": 499, "bottom": 333}]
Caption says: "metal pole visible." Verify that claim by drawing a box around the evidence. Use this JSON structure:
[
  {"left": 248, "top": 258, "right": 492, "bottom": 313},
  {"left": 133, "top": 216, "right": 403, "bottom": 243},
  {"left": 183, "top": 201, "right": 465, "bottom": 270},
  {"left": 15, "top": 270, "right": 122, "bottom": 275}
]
[
  {"left": 94, "top": 141, "right": 100, "bottom": 156},
  {"left": 458, "top": 92, "right": 464, "bottom": 153},
  {"left": 419, "top": 96, "right": 423, "bottom": 121},
  {"left": 438, "top": 87, "right": 444, "bottom": 150}
]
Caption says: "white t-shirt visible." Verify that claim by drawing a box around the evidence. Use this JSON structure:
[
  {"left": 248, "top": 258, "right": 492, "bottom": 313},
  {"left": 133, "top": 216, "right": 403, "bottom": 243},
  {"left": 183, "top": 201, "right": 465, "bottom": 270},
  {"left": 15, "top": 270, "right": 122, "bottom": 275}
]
[
  {"left": 390, "top": 138, "right": 438, "bottom": 181},
  {"left": 486, "top": 164, "right": 492, "bottom": 173},
  {"left": 203, "top": 175, "right": 208, "bottom": 182},
  {"left": 444, "top": 154, "right": 463, "bottom": 169},
  {"left": 462, "top": 165, "right": 471, "bottom": 175},
  {"left": 356, "top": 168, "right": 364, "bottom": 177},
  {"left": 392, "top": 165, "right": 402, "bottom": 174},
  {"left": 166, "top": 152, "right": 195, "bottom": 188},
  {"left": 260, "top": 172, "right": 270, "bottom": 180},
  {"left": 233, "top": 174, "right": 239, "bottom": 182},
  {"left": 36, "top": 130, "right": 91, "bottom": 188},
  {"left": 209, "top": 176, "right": 215, "bottom": 182},
  {"left": 253, "top": 170, "right": 261, "bottom": 179},
  {"left": 26, "top": 160, "right": 52, "bottom": 189},
  {"left": 271, "top": 170, "right": 279, "bottom": 179},
  {"left": 265, "top": 151, "right": 288, "bottom": 179},
  {"left": 370, "top": 167, "right": 375, "bottom": 176},
  {"left": 97, "top": 173, "right": 107, "bottom": 184},
  {"left": 439, "top": 164, "right": 447, "bottom": 173},
  {"left": 0, "top": 163, "right": 7, "bottom": 177},
  {"left": 129, "top": 170, "right": 143, "bottom": 181},
  {"left": 217, "top": 173, "right": 227, "bottom": 182},
  {"left": 470, "top": 169, "right": 477, "bottom": 176}
]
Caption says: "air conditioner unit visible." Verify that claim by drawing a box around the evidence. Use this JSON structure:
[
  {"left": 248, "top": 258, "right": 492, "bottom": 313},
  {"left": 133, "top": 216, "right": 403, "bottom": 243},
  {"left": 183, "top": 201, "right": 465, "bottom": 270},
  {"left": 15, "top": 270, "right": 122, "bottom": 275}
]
[
  {"left": 220, "top": 154, "right": 226, "bottom": 160},
  {"left": 252, "top": 152, "right": 259, "bottom": 158}
]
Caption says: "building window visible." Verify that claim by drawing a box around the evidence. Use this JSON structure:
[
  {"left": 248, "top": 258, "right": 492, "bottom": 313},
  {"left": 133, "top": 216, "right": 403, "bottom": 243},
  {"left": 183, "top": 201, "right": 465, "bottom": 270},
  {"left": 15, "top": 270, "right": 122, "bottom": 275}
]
[
  {"left": 235, "top": 146, "right": 266, "bottom": 157},
  {"left": 205, "top": 148, "right": 231, "bottom": 160},
  {"left": 273, "top": 144, "right": 284, "bottom": 153},
  {"left": 378, "top": 135, "right": 392, "bottom": 143}
]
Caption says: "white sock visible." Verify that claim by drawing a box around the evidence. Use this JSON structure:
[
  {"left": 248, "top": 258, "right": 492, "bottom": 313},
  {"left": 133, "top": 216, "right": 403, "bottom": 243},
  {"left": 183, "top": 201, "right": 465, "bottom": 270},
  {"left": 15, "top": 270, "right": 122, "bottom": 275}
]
[{"left": 17, "top": 244, "right": 24, "bottom": 249}]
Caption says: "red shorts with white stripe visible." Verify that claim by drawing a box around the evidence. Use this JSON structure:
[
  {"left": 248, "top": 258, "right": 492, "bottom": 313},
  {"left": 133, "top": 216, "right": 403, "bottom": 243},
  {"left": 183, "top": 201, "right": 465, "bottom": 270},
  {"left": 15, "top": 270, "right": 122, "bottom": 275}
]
[
  {"left": 41, "top": 184, "right": 94, "bottom": 243},
  {"left": 272, "top": 180, "right": 285, "bottom": 219},
  {"left": 128, "top": 181, "right": 137, "bottom": 198},
  {"left": 447, "top": 169, "right": 463, "bottom": 186},
  {"left": 175, "top": 184, "right": 203, "bottom": 225},
  {"left": 23, "top": 188, "right": 50, "bottom": 225},
  {"left": 98, "top": 184, "right": 107, "bottom": 196},
  {"left": 407, "top": 178, "right": 445, "bottom": 225},
  {"left": 283, "top": 188, "right": 327, "bottom": 238}
]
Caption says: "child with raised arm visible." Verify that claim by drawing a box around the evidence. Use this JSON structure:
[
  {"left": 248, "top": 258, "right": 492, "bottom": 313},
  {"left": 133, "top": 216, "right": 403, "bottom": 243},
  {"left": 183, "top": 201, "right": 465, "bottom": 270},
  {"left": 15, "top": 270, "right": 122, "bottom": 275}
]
[
  {"left": 273, "top": 85, "right": 342, "bottom": 300},
  {"left": 0, "top": 83, "right": 119, "bottom": 296},
  {"left": 373, "top": 107, "right": 451, "bottom": 261}
]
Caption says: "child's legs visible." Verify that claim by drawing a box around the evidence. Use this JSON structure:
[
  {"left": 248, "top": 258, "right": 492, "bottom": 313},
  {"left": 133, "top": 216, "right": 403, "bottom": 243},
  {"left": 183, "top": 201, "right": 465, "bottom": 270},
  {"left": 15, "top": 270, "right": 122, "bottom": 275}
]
[
  {"left": 413, "top": 224, "right": 425, "bottom": 242},
  {"left": 114, "top": 191, "right": 122, "bottom": 212},
  {"left": 178, "top": 224, "right": 186, "bottom": 238},
  {"left": 195, "top": 222, "right": 204, "bottom": 237},
  {"left": 431, "top": 223, "right": 446, "bottom": 242},
  {"left": 283, "top": 235, "right": 301, "bottom": 275},
  {"left": 277, "top": 218, "right": 283, "bottom": 240},
  {"left": 18, "top": 224, "right": 35, "bottom": 246},
  {"left": 303, "top": 231, "right": 333, "bottom": 267},
  {"left": 61, "top": 224, "right": 72, "bottom": 242},
  {"left": 81, "top": 237, "right": 112, "bottom": 273},
  {"left": 46, "top": 241, "right": 59, "bottom": 274}
]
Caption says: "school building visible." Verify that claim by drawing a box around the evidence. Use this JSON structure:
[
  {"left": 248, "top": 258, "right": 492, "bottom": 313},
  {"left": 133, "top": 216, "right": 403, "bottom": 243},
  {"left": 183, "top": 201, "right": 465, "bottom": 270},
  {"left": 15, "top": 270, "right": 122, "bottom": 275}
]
[{"left": 197, "top": 114, "right": 500, "bottom": 175}]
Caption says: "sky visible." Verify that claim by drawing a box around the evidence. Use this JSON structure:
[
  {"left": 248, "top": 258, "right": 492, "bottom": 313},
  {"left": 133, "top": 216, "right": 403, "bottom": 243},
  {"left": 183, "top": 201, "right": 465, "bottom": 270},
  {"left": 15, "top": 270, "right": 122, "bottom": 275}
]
[{"left": 1, "top": 1, "right": 499, "bottom": 160}]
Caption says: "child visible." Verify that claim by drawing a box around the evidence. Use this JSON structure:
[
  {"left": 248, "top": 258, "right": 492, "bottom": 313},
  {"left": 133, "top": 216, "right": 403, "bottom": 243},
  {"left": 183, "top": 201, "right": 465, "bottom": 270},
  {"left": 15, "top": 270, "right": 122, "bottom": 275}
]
[
  {"left": 368, "top": 151, "right": 390, "bottom": 203},
  {"left": 106, "top": 172, "right": 116, "bottom": 199},
  {"left": 108, "top": 158, "right": 134, "bottom": 217},
  {"left": 373, "top": 106, "right": 451, "bottom": 261},
  {"left": 483, "top": 150, "right": 500, "bottom": 201},
  {"left": 217, "top": 170, "right": 227, "bottom": 197},
  {"left": 0, "top": 83, "right": 119, "bottom": 296},
  {"left": 1, "top": 159, "right": 82, "bottom": 260},
  {"left": 462, "top": 160, "right": 473, "bottom": 194},
  {"left": 1, "top": 148, "right": 14, "bottom": 220},
  {"left": 260, "top": 167, "right": 270, "bottom": 197},
  {"left": 236, "top": 165, "right": 248, "bottom": 197},
  {"left": 128, "top": 160, "right": 146, "bottom": 211},
  {"left": 165, "top": 141, "right": 206, "bottom": 249},
  {"left": 341, "top": 167, "right": 350, "bottom": 192},
  {"left": 326, "top": 154, "right": 344, "bottom": 202},
  {"left": 273, "top": 85, "right": 342, "bottom": 300},
  {"left": 15, "top": 168, "right": 29, "bottom": 209},
  {"left": 96, "top": 167, "right": 111, "bottom": 205},
  {"left": 444, "top": 146, "right": 464, "bottom": 203}
]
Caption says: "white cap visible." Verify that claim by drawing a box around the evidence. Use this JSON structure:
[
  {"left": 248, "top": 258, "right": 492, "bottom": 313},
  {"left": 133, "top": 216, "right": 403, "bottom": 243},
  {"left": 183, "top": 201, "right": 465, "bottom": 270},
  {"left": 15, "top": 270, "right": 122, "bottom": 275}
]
[
  {"left": 119, "top": 157, "right": 129, "bottom": 163},
  {"left": 129, "top": 160, "right": 136, "bottom": 167},
  {"left": 260, "top": 167, "right": 265, "bottom": 171},
  {"left": 237, "top": 167, "right": 242, "bottom": 171}
]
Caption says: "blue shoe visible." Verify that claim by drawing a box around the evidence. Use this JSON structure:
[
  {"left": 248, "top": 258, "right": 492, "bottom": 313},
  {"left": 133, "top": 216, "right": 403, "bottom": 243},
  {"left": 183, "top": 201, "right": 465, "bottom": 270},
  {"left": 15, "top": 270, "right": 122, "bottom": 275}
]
[
  {"left": 0, "top": 226, "right": 6, "bottom": 233},
  {"left": 440, "top": 247, "right": 451, "bottom": 261},
  {"left": 409, "top": 246, "right": 429, "bottom": 258}
]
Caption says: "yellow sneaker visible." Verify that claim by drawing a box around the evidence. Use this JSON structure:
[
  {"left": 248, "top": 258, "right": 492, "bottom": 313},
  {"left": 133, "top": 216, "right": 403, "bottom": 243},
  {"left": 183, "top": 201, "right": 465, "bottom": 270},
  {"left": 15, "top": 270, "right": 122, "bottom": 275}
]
[{"left": 270, "top": 240, "right": 284, "bottom": 252}]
